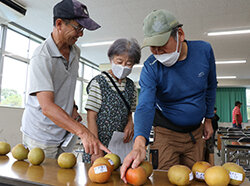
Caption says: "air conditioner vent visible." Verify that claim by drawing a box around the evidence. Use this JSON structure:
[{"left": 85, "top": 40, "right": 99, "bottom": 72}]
[{"left": 0, "top": 0, "right": 26, "bottom": 24}]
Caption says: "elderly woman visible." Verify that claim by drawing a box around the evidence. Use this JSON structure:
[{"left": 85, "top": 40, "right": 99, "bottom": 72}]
[{"left": 82, "top": 38, "right": 141, "bottom": 163}]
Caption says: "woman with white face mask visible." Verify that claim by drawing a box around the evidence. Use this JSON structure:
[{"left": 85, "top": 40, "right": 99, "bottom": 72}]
[{"left": 82, "top": 38, "right": 141, "bottom": 163}]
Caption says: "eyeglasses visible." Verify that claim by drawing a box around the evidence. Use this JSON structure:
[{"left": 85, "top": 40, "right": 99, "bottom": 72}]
[{"left": 68, "top": 23, "right": 84, "bottom": 33}]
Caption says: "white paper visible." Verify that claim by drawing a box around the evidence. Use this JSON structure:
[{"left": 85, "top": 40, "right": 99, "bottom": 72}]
[
  {"left": 61, "top": 133, "right": 78, "bottom": 152},
  {"left": 108, "top": 131, "right": 134, "bottom": 163}
]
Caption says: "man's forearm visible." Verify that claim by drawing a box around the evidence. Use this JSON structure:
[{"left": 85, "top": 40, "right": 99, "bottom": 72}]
[{"left": 235, "top": 115, "right": 239, "bottom": 125}]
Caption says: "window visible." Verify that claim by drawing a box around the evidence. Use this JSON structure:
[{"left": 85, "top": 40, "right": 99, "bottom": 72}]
[
  {"left": 78, "top": 60, "right": 100, "bottom": 113},
  {"left": 0, "top": 27, "right": 41, "bottom": 108},
  {"left": 28, "top": 40, "right": 40, "bottom": 59},
  {"left": 83, "top": 65, "right": 93, "bottom": 81},
  {"left": 93, "top": 68, "right": 100, "bottom": 77},
  {"left": 246, "top": 89, "right": 250, "bottom": 120},
  {"left": 78, "top": 62, "right": 83, "bottom": 78},
  {"left": 74, "top": 80, "right": 82, "bottom": 111},
  {"left": 0, "top": 56, "right": 27, "bottom": 107},
  {"left": 5, "top": 29, "right": 30, "bottom": 58},
  {"left": 0, "top": 24, "right": 99, "bottom": 110},
  {"left": 81, "top": 82, "right": 89, "bottom": 113},
  {"left": 83, "top": 63, "right": 100, "bottom": 81},
  {"left": 79, "top": 62, "right": 100, "bottom": 113}
]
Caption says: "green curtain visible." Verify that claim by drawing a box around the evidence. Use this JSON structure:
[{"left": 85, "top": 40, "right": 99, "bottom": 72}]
[{"left": 215, "top": 87, "right": 247, "bottom": 123}]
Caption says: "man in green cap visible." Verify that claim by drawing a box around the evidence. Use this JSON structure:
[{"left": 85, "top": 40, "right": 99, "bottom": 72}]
[{"left": 121, "top": 9, "right": 217, "bottom": 182}]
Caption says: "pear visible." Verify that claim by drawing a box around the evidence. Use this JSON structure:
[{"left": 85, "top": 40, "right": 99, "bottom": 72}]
[
  {"left": 104, "top": 153, "right": 121, "bottom": 170},
  {"left": 11, "top": 144, "right": 29, "bottom": 161},
  {"left": 0, "top": 141, "right": 11, "bottom": 155},
  {"left": 57, "top": 152, "right": 76, "bottom": 169},
  {"left": 28, "top": 147, "right": 45, "bottom": 165}
]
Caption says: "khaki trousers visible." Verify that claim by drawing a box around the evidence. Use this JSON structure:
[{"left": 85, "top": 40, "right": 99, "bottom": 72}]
[
  {"left": 150, "top": 124, "right": 205, "bottom": 170},
  {"left": 23, "top": 134, "right": 64, "bottom": 159}
]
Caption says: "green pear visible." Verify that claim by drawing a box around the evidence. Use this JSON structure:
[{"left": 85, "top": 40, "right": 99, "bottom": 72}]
[
  {"left": 0, "top": 141, "right": 11, "bottom": 155},
  {"left": 11, "top": 144, "right": 29, "bottom": 161},
  {"left": 104, "top": 153, "right": 121, "bottom": 170},
  {"left": 57, "top": 152, "right": 76, "bottom": 169},
  {"left": 28, "top": 147, "right": 45, "bottom": 165}
]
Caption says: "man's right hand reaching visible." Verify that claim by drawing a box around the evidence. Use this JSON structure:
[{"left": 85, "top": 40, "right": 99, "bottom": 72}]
[
  {"left": 120, "top": 136, "right": 147, "bottom": 183},
  {"left": 78, "top": 129, "right": 110, "bottom": 156}
]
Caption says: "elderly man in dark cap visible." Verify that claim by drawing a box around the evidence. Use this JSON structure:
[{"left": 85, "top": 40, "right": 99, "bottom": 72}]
[{"left": 21, "top": 0, "right": 110, "bottom": 158}]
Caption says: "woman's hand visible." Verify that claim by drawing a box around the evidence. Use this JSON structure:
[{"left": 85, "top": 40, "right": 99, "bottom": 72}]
[
  {"left": 123, "top": 112, "right": 134, "bottom": 143},
  {"left": 123, "top": 121, "right": 134, "bottom": 143},
  {"left": 91, "top": 151, "right": 104, "bottom": 164},
  {"left": 72, "top": 106, "right": 82, "bottom": 121}
]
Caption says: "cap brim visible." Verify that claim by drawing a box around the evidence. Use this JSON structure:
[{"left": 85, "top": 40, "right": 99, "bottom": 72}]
[
  {"left": 141, "top": 31, "right": 171, "bottom": 49},
  {"left": 76, "top": 17, "right": 101, "bottom": 31}
]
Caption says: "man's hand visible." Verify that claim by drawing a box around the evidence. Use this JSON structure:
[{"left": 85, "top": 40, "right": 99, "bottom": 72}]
[
  {"left": 123, "top": 122, "right": 134, "bottom": 143},
  {"left": 36, "top": 92, "right": 107, "bottom": 155},
  {"left": 120, "top": 136, "right": 146, "bottom": 183},
  {"left": 204, "top": 118, "right": 213, "bottom": 140},
  {"left": 78, "top": 130, "right": 111, "bottom": 155}
]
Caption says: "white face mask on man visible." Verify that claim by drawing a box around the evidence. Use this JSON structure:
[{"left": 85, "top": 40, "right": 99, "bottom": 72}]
[
  {"left": 154, "top": 32, "right": 182, "bottom": 67},
  {"left": 112, "top": 62, "right": 132, "bottom": 79}
]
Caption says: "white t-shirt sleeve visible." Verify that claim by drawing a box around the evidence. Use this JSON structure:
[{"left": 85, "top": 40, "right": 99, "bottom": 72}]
[{"left": 28, "top": 55, "right": 54, "bottom": 95}]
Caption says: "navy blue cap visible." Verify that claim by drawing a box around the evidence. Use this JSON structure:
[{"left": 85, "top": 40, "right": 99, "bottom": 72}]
[{"left": 53, "top": 0, "right": 100, "bottom": 31}]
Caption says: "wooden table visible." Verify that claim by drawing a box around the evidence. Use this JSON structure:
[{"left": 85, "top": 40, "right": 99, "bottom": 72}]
[{"left": 0, "top": 153, "right": 249, "bottom": 186}]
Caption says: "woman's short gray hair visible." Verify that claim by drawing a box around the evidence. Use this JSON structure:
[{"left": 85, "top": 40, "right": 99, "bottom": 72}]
[{"left": 108, "top": 38, "right": 141, "bottom": 64}]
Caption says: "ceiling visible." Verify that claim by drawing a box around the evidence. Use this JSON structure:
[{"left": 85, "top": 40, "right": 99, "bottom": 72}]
[{"left": 4, "top": 0, "right": 250, "bottom": 86}]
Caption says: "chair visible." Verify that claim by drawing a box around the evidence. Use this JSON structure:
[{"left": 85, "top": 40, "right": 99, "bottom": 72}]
[
  {"left": 238, "top": 137, "right": 250, "bottom": 143},
  {"left": 227, "top": 127, "right": 241, "bottom": 132},
  {"left": 233, "top": 137, "right": 250, "bottom": 169},
  {"left": 224, "top": 136, "right": 250, "bottom": 168}
]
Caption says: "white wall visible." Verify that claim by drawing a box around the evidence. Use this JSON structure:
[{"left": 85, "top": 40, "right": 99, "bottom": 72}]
[
  {"left": 0, "top": 107, "right": 24, "bottom": 148},
  {"left": 0, "top": 106, "right": 88, "bottom": 149}
]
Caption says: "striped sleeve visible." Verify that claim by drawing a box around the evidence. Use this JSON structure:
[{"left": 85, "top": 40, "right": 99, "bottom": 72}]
[
  {"left": 85, "top": 79, "right": 102, "bottom": 113},
  {"left": 131, "top": 84, "right": 138, "bottom": 112}
]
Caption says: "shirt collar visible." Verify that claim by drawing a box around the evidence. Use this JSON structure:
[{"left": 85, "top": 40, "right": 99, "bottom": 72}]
[{"left": 46, "top": 34, "right": 77, "bottom": 58}]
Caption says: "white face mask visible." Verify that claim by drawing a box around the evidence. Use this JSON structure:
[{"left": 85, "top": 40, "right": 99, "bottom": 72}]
[
  {"left": 154, "top": 32, "right": 182, "bottom": 67},
  {"left": 112, "top": 62, "right": 132, "bottom": 79}
]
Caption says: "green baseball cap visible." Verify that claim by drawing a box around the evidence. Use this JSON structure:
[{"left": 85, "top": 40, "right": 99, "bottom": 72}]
[{"left": 142, "top": 9, "right": 182, "bottom": 48}]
